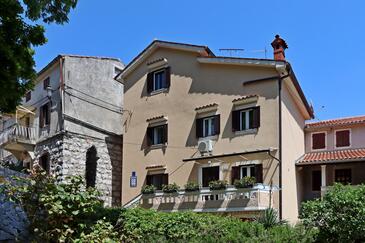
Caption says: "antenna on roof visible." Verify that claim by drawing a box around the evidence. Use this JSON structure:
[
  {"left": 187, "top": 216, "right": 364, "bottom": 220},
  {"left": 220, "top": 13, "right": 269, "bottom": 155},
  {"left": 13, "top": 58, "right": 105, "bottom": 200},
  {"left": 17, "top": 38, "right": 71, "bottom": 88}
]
[
  {"left": 249, "top": 48, "right": 268, "bottom": 58},
  {"left": 219, "top": 48, "right": 244, "bottom": 57}
]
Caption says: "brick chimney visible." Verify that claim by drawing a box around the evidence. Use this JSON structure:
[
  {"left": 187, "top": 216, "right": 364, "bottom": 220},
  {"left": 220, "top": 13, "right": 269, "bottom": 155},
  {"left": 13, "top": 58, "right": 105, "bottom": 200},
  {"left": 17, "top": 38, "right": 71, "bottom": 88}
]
[{"left": 271, "top": 35, "right": 288, "bottom": 61}]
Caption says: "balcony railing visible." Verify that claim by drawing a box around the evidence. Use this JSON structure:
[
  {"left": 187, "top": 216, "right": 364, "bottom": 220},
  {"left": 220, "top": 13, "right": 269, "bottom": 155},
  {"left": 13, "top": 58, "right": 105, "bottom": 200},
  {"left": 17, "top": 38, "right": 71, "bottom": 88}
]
[
  {"left": 135, "top": 185, "right": 278, "bottom": 213},
  {"left": 0, "top": 124, "right": 37, "bottom": 147}
]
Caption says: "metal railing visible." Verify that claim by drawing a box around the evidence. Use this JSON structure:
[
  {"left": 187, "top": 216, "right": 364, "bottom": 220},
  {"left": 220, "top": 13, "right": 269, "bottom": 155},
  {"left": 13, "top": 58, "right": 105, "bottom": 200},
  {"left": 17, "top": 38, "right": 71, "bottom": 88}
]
[
  {"left": 136, "top": 185, "right": 277, "bottom": 213},
  {"left": 0, "top": 124, "right": 37, "bottom": 147}
]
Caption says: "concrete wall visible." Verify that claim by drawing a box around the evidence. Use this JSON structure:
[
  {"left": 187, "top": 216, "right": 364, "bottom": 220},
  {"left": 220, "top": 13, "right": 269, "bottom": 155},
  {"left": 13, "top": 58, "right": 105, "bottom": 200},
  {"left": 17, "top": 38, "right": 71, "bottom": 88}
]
[
  {"left": 122, "top": 47, "right": 281, "bottom": 205},
  {"left": 63, "top": 56, "right": 124, "bottom": 139},
  {"left": 305, "top": 124, "right": 365, "bottom": 152},
  {"left": 281, "top": 81, "right": 306, "bottom": 222}
]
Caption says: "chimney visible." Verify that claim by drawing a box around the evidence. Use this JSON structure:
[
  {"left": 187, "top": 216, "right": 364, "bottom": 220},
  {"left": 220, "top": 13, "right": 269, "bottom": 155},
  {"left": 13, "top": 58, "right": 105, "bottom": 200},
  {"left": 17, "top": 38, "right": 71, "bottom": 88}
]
[{"left": 271, "top": 35, "right": 288, "bottom": 61}]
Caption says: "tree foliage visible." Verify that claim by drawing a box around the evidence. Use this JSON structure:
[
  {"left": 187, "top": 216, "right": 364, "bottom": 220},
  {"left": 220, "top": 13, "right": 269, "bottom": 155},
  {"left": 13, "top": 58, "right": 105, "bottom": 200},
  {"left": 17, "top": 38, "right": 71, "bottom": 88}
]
[
  {"left": 0, "top": 0, "right": 77, "bottom": 113},
  {"left": 300, "top": 183, "right": 365, "bottom": 242}
]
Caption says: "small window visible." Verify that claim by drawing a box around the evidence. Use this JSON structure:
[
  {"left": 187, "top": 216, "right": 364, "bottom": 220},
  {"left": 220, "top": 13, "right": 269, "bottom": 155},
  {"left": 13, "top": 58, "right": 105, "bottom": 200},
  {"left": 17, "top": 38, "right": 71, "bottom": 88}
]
[
  {"left": 43, "top": 77, "right": 50, "bottom": 90},
  {"left": 240, "top": 165, "right": 255, "bottom": 178},
  {"left": 147, "top": 124, "right": 167, "bottom": 146},
  {"left": 312, "top": 132, "right": 326, "bottom": 150},
  {"left": 336, "top": 130, "right": 350, "bottom": 148},
  {"left": 39, "top": 103, "right": 50, "bottom": 128},
  {"left": 25, "top": 91, "right": 31, "bottom": 102},
  {"left": 196, "top": 115, "right": 220, "bottom": 138},
  {"left": 146, "top": 173, "right": 168, "bottom": 190},
  {"left": 335, "top": 169, "right": 352, "bottom": 184},
  {"left": 39, "top": 153, "right": 50, "bottom": 174},
  {"left": 147, "top": 67, "right": 171, "bottom": 93},
  {"left": 232, "top": 107, "right": 260, "bottom": 132},
  {"left": 312, "top": 170, "right": 321, "bottom": 191}
]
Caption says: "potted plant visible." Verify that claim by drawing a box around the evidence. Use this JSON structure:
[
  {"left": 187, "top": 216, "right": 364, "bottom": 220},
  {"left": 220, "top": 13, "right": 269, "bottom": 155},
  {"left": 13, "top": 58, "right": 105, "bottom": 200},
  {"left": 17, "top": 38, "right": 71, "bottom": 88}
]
[
  {"left": 234, "top": 176, "right": 256, "bottom": 188},
  {"left": 141, "top": 185, "right": 156, "bottom": 194},
  {"left": 184, "top": 181, "right": 200, "bottom": 192},
  {"left": 208, "top": 180, "right": 227, "bottom": 190},
  {"left": 162, "top": 183, "right": 180, "bottom": 193}
]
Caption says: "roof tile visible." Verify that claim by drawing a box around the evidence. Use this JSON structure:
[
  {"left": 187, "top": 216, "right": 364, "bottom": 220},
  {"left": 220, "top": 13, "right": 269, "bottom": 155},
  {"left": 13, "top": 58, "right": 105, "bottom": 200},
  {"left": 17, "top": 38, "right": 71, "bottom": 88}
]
[
  {"left": 297, "top": 148, "right": 365, "bottom": 165},
  {"left": 306, "top": 115, "right": 365, "bottom": 128}
]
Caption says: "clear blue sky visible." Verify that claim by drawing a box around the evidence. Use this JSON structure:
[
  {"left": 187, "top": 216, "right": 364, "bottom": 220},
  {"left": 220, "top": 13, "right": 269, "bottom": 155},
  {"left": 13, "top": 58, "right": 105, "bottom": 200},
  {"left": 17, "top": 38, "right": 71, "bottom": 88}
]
[{"left": 34, "top": 0, "right": 365, "bottom": 121}]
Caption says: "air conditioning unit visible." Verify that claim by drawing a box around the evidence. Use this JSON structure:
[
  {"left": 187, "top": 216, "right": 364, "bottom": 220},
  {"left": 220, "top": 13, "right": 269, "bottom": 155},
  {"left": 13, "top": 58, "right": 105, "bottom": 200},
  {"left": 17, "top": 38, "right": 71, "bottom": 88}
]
[{"left": 198, "top": 139, "right": 213, "bottom": 155}]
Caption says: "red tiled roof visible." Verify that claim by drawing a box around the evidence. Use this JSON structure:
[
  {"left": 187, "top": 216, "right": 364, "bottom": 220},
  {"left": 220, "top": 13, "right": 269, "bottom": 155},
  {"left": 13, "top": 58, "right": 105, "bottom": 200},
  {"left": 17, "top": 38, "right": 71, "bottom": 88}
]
[
  {"left": 232, "top": 94, "right": 258, "bottom": 103},
  {"left": 195, "top": 103, "right": 218, "bottom": 111},
  {"left": 306, "top": 115, "right": 365, "bottom": 129},
  {"left": 297, "top": 148, "right": 365, "bottom": 165}
]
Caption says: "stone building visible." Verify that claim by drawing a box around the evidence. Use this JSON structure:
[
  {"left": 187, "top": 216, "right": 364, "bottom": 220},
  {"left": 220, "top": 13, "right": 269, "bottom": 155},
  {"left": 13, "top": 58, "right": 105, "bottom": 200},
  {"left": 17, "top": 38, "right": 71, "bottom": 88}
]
[{"left": 0, "top": 55, "right": 124, "bottom": 206}]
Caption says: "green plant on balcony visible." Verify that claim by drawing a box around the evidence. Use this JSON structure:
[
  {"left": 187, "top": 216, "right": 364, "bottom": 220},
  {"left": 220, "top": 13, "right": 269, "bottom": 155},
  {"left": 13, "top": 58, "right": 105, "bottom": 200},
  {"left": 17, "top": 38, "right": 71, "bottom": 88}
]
[
  {"left": 184, "top": 181, "right": 200, "bottom": 192},
  {"left": 208, "top": 180, "right": 227, "bottom": 190},
  {"left": 162, "top": 183, "right": 180, "bottom": 193},
  {"left": 141, "top": 185, "right": 156, "bottom": 194},
  {"left": 234, "top": 176, "right": 256, "bottom": 188}
]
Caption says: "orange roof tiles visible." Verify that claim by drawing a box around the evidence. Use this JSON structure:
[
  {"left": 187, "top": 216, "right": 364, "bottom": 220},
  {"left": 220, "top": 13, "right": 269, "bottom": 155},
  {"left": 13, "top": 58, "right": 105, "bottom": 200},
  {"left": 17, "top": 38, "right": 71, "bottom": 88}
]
[
  {"left": 306, "top": 115, "right": 365, "bottom": 129},
  {"left": 297, "top": 148, "right": 365, "bottom": 165}
]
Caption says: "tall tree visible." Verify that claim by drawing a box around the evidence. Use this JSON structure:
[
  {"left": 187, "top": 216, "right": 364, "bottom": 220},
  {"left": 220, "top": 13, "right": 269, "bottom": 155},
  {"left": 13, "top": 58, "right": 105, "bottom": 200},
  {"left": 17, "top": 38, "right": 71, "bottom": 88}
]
[{"left": 0, "top": 0, "right": 78, "bottom": 113}]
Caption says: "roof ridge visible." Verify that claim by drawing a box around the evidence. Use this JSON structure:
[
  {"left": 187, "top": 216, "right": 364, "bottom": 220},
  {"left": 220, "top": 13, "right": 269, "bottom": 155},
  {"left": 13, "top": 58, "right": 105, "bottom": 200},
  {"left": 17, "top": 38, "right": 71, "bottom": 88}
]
[{"left": 307, "top": 115, "right": 365, "bottom": 124}]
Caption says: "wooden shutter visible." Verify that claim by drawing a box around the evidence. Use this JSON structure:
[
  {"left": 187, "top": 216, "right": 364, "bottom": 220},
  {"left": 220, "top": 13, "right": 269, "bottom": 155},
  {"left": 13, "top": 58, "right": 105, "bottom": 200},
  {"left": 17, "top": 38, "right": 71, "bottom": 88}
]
[
  {"left": 165, "top": 67, "right": 171, "bottom": 88},
  {"left": 312, "top": 133, "right": 325, "bottom": 149},
  {"left": 146, "top": 72, "right": 153, "bottom": 93},
  {"left": 196, "top": 118, "right": 203, "bottom": 138},
  {"left": 45, "top": 103, "right": 51, "bottom": 125},
  {"left": 162, "top": 174, "right": 168, "bottom": 186},
  {"left": 162, "top": 124, "right": 168, "bottom": 144},
  {"left": 255, "top": 164, "right": 263, "bottom": 183},
  {"left": 231, "top": 166, "right": 240, "bottom": 184},
  {"left": 43, "top": 77, "right": 50, "bottom": 90},
  {"left": 214, "top": 114, "right": 220, "bottom": 135},
  {"left": 146, "top": 127, "right": 153, "bottom": 146},
  {"left": 232, "top": 110, "right": 240, "bottom": 132},
  {"left": 39, "top": 105, "right": 44, "bottom": 128},
  {"left": 252, "top": 107, "right": 260, "bottom": 129},
  {"left": 336, "top": 130, "right": 350, "bottom": 147},
  {"left": 146, "top": 175, "right": 152, "bottom": 185}
]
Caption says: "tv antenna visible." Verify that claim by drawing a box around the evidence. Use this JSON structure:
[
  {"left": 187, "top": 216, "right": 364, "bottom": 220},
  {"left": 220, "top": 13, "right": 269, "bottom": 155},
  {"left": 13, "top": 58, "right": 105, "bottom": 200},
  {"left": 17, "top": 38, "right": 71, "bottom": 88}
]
[{"left": 219, "top": 48, "right": 244, "bottom": 57}]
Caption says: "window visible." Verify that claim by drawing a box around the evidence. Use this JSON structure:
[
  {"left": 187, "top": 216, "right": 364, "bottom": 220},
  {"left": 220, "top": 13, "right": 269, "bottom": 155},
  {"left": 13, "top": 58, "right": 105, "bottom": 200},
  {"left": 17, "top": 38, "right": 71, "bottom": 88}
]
[
  {"left": 196, "top": 115, "right": 220, "bottom": 138},
  {"left": 39, "top": 153, "right": 50, "bottom": 174},
  {"left": 202, "top": 166, "right": 220, "bottom": 187},
  {"left": 312, "top": 170, "right": 321, "bottom": 191},
  {"left": 312, "top": 132, "right": 326, "bottom": 150},
  {"left": 146, "top": 173, "right": 168, "bottom": 190},
  {"left": 147, "top": 124, "right": 168, "bottom": 146},
  {"left": 231, "top": 164, "right": 263, "bottom": 184},
  {"left": 335, "top": 169, "right": 352, "bottom": 184},
  {"left": 232, "top": 107, "right": 260, "bottom": 132},
  {"left": 39, "top": 103, "right": 50, "bottom": 128},
  {"left": 85, "top": 146, "right": 98, "bottom": 188},
  {"left": 146, "top": 67, "right": 171, "bottom": 93},
  {"left": 336, "top": 130, "right": 350, "bottom": 148},
  {"left": 25, "top": 91, "right": 31, "bottom": 102},
  {"left": 43, "top": 77, "right": 50, "bottom": 90}
]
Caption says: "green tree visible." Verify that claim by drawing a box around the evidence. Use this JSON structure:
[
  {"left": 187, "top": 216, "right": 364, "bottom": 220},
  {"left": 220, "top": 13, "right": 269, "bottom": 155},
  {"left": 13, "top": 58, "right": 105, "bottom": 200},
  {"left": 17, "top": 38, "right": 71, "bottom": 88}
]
[
  {"left": 300, "top": 183, "right": 365, "bottom": 242},
  {"left": 0, "top": 0, "right": 77, "bottom": 113}
]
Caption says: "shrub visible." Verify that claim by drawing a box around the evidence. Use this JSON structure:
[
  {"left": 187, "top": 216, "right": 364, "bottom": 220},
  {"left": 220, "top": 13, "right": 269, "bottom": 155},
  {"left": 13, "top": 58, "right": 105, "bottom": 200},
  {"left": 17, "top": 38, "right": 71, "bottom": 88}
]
[
  {"left": 184, "top": 181, "right": 200, "bottom": 192},
  {"left": 234, "top": 176, "right": 256, "bottom": 188},
  {"left": 141, "top": 184, "right": 156, "bottom": 194},
  {"left": 208, "top": 180, "right": 227, "bottom": 190},
  {"left": 162, "top": 183, "right": 180, "bottom": 193},
  {"left": 256, "top": 208, "right": 287, "bottom": 229},
  {"left": 74, "top": 219, "right": 119, "bottom": 243},
  {"left": 300, "top": 183, "right": 365, "bottom": 242}
]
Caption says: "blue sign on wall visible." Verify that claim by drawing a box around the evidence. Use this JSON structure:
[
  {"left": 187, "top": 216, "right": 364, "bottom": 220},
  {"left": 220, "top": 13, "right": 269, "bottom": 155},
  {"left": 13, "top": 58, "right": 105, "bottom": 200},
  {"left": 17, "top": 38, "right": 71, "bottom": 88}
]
[{"left": 130, "top": 171, "right": 137, "bottom": 187}]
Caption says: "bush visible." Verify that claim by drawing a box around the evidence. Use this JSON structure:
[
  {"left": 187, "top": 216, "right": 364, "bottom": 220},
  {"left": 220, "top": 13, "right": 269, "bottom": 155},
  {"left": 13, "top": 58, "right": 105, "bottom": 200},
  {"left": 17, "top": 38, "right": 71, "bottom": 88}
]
[
  {"left": 184, "top": 181, "right": 200, "bottom": 192},
  {"left": 208, "top": 180, "right": 227, "bottom": 190},
  {"left": 256, "top": 208, "right": 287, "bottom": 229},
  {"left": 234, "top": 176, "right": 256, "bottom": 188},
  {"left": 74, "top": 219, "right": 119, "bottom": 243},
  {"left": 162, "top": 183, "right": 180, "bottom": 193},
  {"left": 300, "top": 183, "right": 365, "bottom": 242},
  {"left": 141, "top": 184, "right": 156, "bottom": 194}
]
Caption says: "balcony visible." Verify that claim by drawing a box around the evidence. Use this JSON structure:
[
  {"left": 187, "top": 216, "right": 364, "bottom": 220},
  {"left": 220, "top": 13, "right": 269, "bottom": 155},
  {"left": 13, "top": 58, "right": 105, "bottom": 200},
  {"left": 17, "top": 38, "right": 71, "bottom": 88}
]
[
  {"left": 0, "top": 124, "right": 37, "bottom": 157},
  {"left": 133, "top": 185, "right": 278, "bottom": 214}
]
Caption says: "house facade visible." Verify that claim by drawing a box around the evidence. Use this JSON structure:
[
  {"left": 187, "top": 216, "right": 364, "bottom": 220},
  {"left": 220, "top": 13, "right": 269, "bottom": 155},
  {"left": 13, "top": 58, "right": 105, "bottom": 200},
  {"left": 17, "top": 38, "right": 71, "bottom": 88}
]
[
  {"left": 118, "top": 36, "right": 314, "bottom": 222},
  {"left": 297, "top": 116, "right": 365, "bottom": 201},
  {"left": 0, "top": 55, "right": 124, "bottom": 206}
]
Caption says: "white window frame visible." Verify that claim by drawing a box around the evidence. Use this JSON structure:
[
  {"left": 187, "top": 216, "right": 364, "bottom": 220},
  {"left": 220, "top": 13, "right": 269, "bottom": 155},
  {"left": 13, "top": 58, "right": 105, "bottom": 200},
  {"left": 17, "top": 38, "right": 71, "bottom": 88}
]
[
  {"left": 239, "top": 109, "right": 253, "bottom": 131},
  {"left": 198, "top": 163, "right": 222, "bottom": 186},
  {"left": 202, "top": 116, "right": 215, "bottom": 137},
  {"left": 311, "top": 131, "right": 327, "bottom": 151},
  {"left": 152, "top": 125, "right": 164, "bottom": 145},
  {"left": 153, "top": 70, "right": 165, "bottom": 91},
  {"left": 240, "top": 165, "right": 255, "bottom": 179},
  {"left": 334, "top": 128, "right": 351, "bottom": 149}
]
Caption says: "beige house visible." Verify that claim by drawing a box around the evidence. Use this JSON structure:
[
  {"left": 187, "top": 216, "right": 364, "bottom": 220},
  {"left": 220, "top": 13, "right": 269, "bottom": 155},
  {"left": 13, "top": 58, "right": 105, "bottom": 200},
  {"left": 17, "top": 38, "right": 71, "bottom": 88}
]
[
  {"left": 297, "top": 115, "right": 365, "bottom": 201},
  {"left": 117, "top": 36, "right": 314, "bottom": 222}
]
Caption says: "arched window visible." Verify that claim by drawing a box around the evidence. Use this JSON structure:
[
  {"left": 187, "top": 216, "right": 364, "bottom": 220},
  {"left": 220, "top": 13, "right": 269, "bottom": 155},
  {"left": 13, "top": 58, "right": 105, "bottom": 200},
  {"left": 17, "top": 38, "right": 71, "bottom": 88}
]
[
  {"left": 39, "top": 153, "right": 50, "bottom": 174},
  {"left": 85, "top": 146, "right": 98, "bottom": 188}
]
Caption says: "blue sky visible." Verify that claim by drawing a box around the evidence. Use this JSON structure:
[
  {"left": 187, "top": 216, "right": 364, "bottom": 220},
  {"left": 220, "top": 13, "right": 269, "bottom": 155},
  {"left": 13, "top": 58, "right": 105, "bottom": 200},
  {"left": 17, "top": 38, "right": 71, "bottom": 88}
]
[{"left": 34, "top": 0, "right": 365, "bottom": 121}]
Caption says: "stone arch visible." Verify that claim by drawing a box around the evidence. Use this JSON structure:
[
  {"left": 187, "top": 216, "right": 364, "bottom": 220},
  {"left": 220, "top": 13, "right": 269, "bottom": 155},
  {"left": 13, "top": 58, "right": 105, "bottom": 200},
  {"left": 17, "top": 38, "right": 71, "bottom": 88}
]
[{"left": 85, "top": 145, "right": 98, "bottom": 188}]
